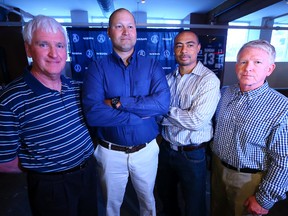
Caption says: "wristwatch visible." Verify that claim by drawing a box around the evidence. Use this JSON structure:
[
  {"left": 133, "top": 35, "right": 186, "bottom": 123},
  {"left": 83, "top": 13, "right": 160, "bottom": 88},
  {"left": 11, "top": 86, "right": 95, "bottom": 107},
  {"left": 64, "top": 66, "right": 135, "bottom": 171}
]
[{"left": 111, "top": 97, "right": 120, "bottom": 109}]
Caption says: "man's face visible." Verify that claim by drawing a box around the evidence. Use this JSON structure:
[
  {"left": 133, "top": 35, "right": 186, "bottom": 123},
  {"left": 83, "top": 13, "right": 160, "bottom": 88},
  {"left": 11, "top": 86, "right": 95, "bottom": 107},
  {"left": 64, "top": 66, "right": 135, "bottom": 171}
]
[
  {"left": 236, "top": 47, "right": 275, "bottom": 92},
  {"left": 25, "top": 29, "right": 67, "bottom": 76},
  {"left": 174, "top": 32, "right": 200, "bottom": 68},
  {"left": 108, "top": 10, "right": 137, "bottom": 54}
]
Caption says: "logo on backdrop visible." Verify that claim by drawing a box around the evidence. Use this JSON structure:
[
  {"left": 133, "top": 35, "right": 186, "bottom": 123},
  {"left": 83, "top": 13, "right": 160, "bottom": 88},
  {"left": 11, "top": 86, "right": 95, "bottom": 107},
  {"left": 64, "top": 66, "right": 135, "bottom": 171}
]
[
  {"left": 72, "top": 34, "right": 80, "bottom": 43},
  {"left": 163, "top": 50, "right": 170, "bottom": 58},
  {"left": 138, "top": 49, "right": 146, "bottom": 56},
  {"left": 74, "top": 64, "right": 82, "bottom": 73},
  {"left": 86, "top": 49, "right": 94, "bottom": 58},
  {"left": 97, "top": 34, "right": 106, "bottom": 43},
  {"left": 151, "top": 35, "right": 159, "bottom": 44}
]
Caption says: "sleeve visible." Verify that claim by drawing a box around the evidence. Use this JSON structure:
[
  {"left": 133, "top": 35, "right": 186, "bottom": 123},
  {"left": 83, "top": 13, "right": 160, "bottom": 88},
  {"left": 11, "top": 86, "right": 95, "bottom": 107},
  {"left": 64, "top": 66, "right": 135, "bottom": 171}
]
[
  {"left": 0, "top": 104, "right": 20, "bottom": 163},
  {"left": 119, "top": 60, "right": 170, "bottom": 118},
  {"left": 82, "top": 61, "right": 145, "bottom": 127},
  {"left": 161, "top": 75, "right": 220, "bottom": 130},
  {"left": 256, "top": 115, "right": 288, "bottom": 209},
  {"left": 0, "top": 157, "right": 22, "bottom": 173}
]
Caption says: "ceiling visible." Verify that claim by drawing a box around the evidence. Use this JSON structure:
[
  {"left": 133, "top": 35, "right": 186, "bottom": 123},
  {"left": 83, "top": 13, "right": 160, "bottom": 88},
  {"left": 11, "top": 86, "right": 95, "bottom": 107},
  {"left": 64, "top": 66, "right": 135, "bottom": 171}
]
[
  {"left": 1, "top": 0, "right": 288, "bottom": 25},
  {"left": 236, "top": 1, "right": 288, "bottom": 24},
  {"left": 0, "top": 0, "right": 225, "bottom": 21}
]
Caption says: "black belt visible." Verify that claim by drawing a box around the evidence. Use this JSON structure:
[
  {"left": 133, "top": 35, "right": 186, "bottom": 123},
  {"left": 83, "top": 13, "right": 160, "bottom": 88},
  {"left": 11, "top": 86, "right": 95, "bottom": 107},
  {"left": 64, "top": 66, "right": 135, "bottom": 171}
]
[
  {"left": 221, "top": 161, "right": 262, "bottom": 174},
  {"left": 164, "top": 140, "right": 207, "bottom": 152},
  {"left": 29, "top": 157, "right": 91, "bottom": 175},
  {"left": 99, "top": 140, "right": 147, "bottom": 154}
]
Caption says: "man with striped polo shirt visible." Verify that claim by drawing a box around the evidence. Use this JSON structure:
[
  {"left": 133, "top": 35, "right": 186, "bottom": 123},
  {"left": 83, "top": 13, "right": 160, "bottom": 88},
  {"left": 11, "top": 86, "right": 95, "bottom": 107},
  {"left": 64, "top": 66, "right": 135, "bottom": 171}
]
[{"left": 0, "top": 15, "right": 98, "bottom": 216}]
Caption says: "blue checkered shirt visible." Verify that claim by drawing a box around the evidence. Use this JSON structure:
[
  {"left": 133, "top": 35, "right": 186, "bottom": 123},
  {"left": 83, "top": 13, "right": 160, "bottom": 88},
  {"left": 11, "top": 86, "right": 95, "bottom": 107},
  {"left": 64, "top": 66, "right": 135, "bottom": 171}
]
[{"left": 211, "top": 81, "right": 288, "bottom": 209}]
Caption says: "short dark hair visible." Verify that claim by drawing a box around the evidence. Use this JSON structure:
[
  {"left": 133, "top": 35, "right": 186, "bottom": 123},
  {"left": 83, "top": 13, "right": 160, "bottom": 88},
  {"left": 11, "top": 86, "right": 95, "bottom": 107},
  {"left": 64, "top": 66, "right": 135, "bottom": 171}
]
[{"left": 174, "top": 30, "right": 200, "bottom": 45}]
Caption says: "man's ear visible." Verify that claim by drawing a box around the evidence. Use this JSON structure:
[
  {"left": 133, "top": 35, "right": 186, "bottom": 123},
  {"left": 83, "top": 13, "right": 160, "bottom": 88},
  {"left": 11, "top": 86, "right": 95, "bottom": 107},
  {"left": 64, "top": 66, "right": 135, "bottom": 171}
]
[
  {"left": 267, "top": 63, "right": 276, "bottom": 77},
  {"left": 107, "top": 27, "right": 111, "bottom": 38},
  {"left": 197, "top": 43, "right": 201, "bottom": 54},
  {"left": 24, "top": 43, "right": 32, "bottom": 58}
]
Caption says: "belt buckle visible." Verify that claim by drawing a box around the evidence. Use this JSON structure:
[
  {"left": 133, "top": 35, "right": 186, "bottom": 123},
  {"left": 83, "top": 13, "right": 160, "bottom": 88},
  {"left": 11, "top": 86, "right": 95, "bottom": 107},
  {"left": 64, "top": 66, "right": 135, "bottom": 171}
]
[
  {"left": 125, "top": 146, "right": 133, "bottom": 153},
  {"left": 170, "top": 143, "right": 178, "bottom": 151}
]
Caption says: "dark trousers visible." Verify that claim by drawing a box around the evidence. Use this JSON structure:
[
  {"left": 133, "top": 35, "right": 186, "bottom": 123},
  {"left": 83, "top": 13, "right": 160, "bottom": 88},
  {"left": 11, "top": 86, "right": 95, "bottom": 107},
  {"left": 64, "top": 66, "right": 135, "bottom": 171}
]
[
  {"left": 27, "top": 156, "right": 99, "bottom": 216},
  {"left": 156, "top": 141, "right": 207, "bottom": 216}
]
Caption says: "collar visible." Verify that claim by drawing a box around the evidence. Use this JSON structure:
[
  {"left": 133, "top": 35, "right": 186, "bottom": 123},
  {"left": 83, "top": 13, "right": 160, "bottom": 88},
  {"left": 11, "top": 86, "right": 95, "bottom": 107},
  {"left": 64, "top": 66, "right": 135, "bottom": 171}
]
[
  {"left": 173, "top": 61, "right": 203, "bottom": 77},
  {"left": 232, "top": 81, "right": 270, "bottom": 100},
  {"left": 111, "top": 49, "right": 136, "bottom": 66},
  {"left": 23, "top": 66, "right": 70, "bottom": 96}
]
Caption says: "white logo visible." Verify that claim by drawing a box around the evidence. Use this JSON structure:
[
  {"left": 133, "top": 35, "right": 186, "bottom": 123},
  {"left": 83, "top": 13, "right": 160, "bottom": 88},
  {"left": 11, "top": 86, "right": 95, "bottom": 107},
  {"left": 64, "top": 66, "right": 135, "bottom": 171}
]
[
  {"left": 97, "top": 34, "right": 106, "bottom": 43},
  {"left": 138, "top": 49, "right": 146, "bottom": 56},
  {"left": 86, "top": 49, "right": 94, "bottom": 58},
  {"left": 163, "top": 50, "right": 170, "bottom": 58},
  {"left": 151, "top": 35, "right": 159, "bottom": 44},
  {"left": 74, "top": 64, "right": 82, "bottom": 72},
  {"left": 72, "top": 34, "right": 80, "bottom": 43}
]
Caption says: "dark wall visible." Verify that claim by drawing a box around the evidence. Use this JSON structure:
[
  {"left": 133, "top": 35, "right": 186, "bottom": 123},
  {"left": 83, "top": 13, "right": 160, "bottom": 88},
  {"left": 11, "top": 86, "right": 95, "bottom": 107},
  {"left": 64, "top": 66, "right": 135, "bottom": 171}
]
[
  {"left": 0, "top": 8, "right": 28, "bottom": 86},
  {"left": 0, "top": 26, "right": 28, "bottom": 85}
]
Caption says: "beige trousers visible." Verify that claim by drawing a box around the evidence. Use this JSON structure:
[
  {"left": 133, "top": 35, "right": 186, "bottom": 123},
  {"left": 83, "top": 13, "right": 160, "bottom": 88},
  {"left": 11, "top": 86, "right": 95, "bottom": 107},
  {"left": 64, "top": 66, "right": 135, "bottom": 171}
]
[{"left": 211, "top": 154, "right": 264, "bottom": 216}]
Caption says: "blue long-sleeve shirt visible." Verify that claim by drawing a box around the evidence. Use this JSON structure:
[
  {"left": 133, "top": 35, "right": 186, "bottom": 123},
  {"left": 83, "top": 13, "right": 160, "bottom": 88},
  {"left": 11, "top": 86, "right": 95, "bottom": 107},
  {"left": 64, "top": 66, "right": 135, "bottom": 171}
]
[{"left": 82, "top": 50, "right": 170, "bottom": 146}]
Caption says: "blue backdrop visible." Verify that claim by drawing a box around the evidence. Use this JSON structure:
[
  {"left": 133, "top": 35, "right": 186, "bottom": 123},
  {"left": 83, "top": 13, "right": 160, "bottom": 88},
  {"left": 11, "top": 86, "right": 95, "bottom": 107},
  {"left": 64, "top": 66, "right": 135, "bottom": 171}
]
[{"left": 67, "top": 27, "right": 225, "bottom": 82}]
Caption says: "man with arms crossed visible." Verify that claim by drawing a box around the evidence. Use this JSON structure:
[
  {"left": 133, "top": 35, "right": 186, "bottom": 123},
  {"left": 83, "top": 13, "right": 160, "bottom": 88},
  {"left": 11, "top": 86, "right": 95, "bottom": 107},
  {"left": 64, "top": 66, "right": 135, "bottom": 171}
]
[
  {"left": 157, "top": 30, "right": 220, "bottom": 216},
  {"left": 82, "top": 8, "right": 170, "bottom": 216}
]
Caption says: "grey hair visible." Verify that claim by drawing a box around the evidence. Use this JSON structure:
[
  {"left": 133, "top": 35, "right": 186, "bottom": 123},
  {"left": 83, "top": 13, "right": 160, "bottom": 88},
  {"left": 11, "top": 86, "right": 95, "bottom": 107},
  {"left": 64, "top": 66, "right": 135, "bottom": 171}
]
[
  {"left": 237, "top": 39, "right": 276, "bottom": 64},
  {"left": 23, "top": 15, "right": 68, "bottom": 45}
]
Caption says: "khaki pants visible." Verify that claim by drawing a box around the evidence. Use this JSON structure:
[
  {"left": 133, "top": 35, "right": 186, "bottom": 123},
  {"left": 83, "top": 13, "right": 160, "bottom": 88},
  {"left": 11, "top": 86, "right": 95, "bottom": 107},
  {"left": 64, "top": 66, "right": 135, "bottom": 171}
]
[
  {"left": 211, "top": 154, "right": 264, "bottom": 216},
  {"left": 94, "top": 139, "right": 159, "bottom": 216}
]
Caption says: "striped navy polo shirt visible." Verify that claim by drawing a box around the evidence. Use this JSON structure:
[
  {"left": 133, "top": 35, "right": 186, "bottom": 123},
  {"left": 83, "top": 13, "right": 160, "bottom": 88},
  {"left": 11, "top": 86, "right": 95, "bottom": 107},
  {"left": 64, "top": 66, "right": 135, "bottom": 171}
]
[{"left": 0, "top": 68, "right": 94, "bottom": 173}]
